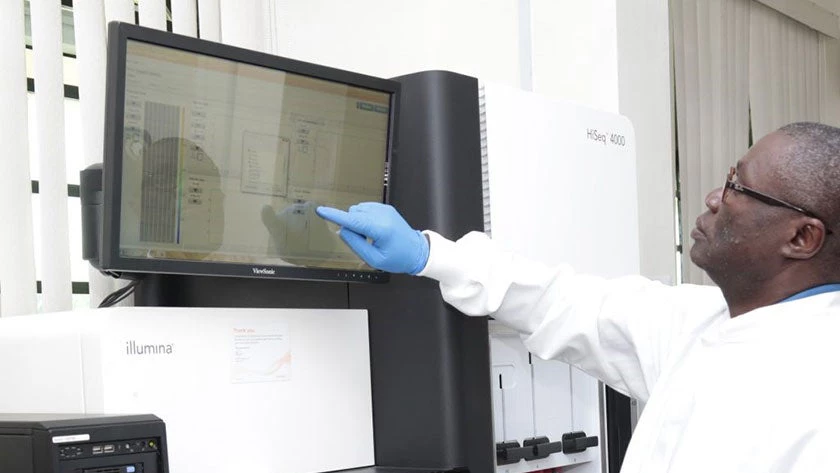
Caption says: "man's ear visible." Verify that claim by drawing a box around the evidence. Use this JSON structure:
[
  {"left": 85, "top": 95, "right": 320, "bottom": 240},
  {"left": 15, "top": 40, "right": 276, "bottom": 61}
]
[{"left": 782, "top": 219, "right": 827, "bottom": 260}]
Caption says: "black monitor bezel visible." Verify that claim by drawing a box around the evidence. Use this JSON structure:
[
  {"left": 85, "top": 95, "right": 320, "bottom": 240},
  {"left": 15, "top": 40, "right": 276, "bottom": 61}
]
[{"left": 100, "top": 21, "right": 397, "bottom": 283}]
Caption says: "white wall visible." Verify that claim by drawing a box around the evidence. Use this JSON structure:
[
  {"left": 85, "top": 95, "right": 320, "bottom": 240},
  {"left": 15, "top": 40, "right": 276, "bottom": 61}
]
[
  {"left": 617, "top": 0, "right": 677, "bottom": 284},
  {"left": 263, "top": 0, "right": 623, "bottom": 112},
  {"left": 530, "top": 0, "right": 620, "bottom": 112},
  {"left": 265, "top": 0, "right": 522, "bottom": 86}
]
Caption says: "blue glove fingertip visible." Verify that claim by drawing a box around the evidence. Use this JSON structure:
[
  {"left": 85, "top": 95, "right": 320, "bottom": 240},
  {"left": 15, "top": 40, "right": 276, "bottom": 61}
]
[
  {"left": 315, "top": 206, "right": 333, "bottom": 219},
  {"left": 317, "top": 206, "right": 352, "bottom": 228}
]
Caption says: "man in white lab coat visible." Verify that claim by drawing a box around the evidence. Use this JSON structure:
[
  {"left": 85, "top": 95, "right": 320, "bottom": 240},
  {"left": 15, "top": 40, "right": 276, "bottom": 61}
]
[{"left": 316, "top": 121, "right": 840, "bottom": 472}]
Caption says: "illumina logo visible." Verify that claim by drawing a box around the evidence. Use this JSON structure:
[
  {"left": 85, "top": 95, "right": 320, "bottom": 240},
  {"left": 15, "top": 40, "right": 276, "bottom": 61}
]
[{"left": 125, "top": 341, "right": 174, "bottom": 355}]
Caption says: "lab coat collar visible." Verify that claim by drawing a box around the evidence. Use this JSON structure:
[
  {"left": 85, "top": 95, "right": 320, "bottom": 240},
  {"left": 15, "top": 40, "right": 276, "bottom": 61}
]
[{"left": 703, "top": 291, "right": 840, "bottom": 344}]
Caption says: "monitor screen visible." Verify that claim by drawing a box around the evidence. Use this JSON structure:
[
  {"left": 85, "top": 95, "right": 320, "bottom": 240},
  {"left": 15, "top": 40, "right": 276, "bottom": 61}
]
[{"left": 101, "top": 23, "right": 398, "bottom": 282}]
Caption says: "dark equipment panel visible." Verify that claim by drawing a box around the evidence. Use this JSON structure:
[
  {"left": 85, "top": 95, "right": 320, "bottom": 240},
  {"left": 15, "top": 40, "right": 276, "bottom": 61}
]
[{"left": 0, "top": 414, "right": 168, "bottom": 473}]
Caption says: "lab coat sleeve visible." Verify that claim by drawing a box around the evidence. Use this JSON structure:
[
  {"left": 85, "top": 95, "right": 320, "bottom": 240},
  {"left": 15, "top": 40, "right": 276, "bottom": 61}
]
[{"left": 417, "top": 230, "right": 727, "bottom": 402}]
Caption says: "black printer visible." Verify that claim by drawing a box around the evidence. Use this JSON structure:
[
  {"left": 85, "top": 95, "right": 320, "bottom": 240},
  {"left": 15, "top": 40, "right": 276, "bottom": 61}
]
[{"left": 0, "top": 414, "right": 168, "bottom": 473}]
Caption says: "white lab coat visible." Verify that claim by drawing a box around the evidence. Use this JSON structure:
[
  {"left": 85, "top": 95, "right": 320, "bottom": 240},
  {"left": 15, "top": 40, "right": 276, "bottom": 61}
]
[{"left": 418, "top": 230, "right": 840, "bottom": 473}]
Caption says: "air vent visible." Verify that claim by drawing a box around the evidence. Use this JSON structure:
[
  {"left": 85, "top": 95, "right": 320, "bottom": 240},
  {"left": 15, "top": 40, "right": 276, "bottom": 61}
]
[{"left": 479, "top": 84, "right": 491, "bottom": 236}]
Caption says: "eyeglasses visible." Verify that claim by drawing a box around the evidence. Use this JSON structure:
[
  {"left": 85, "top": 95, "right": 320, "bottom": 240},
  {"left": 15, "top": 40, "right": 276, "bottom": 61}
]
[{"left": 723, "top": 166, "right": 833, "bottom": 235}]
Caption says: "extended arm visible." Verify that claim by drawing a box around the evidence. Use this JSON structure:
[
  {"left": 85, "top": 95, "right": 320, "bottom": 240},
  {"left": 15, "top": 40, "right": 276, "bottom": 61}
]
[{"left": 317, "top": 203, "right": 727, "bottom": 401}]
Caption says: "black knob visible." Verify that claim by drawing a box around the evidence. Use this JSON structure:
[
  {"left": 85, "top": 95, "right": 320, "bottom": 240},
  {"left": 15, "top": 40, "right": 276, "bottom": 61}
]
[
  {"left": 561, "top": 431, "right": 599, "bottom": 454},
  {"left": 535, "top": 440, "right": 563, "bottom": 458},
  {"left": 495, "top": 440, "right": 539, "bottom": 465}
]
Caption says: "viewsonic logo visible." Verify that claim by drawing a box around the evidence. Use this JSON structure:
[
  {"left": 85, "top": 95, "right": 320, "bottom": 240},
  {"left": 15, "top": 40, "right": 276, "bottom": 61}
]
[
  {"left": 252, "top": 267, "right": 276, "bottom": 275},
  {"left": 125, "top": 341, "right": 174, "bottom": 355}
]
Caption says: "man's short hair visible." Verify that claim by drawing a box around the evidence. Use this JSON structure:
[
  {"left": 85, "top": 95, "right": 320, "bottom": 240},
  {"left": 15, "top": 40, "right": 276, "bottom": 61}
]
[{"left": 775, "top": 122, "right": 840, "bottom": 232}]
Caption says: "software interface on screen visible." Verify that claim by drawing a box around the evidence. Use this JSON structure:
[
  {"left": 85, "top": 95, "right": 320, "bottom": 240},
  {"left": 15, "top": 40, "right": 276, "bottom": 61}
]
[{"left": 119, "top": 40, "right": 390, "bottom": 270}]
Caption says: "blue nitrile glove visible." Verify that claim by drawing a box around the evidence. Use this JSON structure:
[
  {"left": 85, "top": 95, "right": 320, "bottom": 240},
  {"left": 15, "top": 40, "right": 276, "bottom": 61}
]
[{"left": 315, "top": 202, "right": 429, "bottom": 275}]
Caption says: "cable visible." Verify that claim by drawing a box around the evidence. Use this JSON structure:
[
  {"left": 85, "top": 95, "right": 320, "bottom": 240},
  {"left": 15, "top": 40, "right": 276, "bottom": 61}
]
[
  {"left": 98, "top": 281, "right": 138, "bottom": 307},
  {"left": 98, "top": 279, "right": 142, "bottom": 308}
]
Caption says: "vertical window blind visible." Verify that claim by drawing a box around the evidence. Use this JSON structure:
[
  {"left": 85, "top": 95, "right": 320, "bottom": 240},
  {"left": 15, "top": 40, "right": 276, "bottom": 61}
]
[{"left": 0, "top": 0, "right": 260, "bottom": 315}]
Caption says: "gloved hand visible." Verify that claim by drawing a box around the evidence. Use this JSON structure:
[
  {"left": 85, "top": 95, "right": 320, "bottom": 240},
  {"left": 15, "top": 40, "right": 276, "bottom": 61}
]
[{"left": 315, "top": 202, "right": 429, "bottom": 275}]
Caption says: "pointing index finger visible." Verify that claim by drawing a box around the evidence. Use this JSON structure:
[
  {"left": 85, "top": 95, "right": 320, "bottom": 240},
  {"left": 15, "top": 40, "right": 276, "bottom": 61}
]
[{"left": 316, "top": 206, "right": 375, "bottom": 238}]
